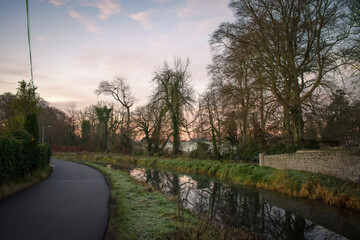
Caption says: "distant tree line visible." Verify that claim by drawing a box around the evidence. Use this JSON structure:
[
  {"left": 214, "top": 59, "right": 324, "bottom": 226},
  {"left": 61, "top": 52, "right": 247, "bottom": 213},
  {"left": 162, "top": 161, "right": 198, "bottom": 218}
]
[{"left": 1, "top": 0, "right": 359, "bottom": 160}]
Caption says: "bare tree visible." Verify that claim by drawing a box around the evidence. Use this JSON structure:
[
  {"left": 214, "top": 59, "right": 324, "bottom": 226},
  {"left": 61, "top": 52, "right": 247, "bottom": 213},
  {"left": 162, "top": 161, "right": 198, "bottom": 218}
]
[
  {"left": 134, "top": 101, "right": 170, "bottom": 154},
  {"left": 211, "top": 0, "right": 351, "bottom": 147},
  {"left": 152, "top": 57, "right": 194, "bottom": 155},
  {"left": 346, "top": 0, "right": 360, "bottom": 73},
  {"left": 209, "top": 47, "right": 255, "bottom": 143},
  {"left": 37, "top": 103, "right": 80, "bottom": 150},
  {"left": 66, "top": 101, "right": 77, "bottom": 145},
  {"left": 209, "top": 35, "right": 279, "bottom": 151},
  {"left": 134, "top": 105, "right": 153, "bottom": 153},
  {"left": 95, "top": 76, "right": 135, "bottom": 131},
  {"left": 198, "top": 88, "right": 224, "bottom": 160}
]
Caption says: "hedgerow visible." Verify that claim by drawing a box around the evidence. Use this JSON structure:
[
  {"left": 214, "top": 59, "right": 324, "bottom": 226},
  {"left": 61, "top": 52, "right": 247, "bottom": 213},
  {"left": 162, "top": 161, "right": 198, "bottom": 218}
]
[{"left": 0, "top": 130, "right": 51, "bottom": 183}]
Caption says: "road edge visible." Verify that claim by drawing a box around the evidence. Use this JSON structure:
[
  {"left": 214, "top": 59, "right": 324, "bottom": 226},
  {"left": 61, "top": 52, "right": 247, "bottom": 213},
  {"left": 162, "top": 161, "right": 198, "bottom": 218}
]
[{"left": 0, "top": 165, "right": 53, "bottom": 200}]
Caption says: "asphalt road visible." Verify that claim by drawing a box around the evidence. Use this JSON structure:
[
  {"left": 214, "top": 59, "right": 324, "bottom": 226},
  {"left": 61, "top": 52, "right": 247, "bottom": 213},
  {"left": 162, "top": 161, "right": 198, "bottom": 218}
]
[{"left": 0, "top": 159, "right": 110, "bottom": 240}]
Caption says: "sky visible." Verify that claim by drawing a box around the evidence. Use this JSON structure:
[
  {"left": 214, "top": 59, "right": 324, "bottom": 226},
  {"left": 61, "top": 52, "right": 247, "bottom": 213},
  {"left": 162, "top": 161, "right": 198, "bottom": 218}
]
[{"left": 0, "top": 0, "right": 234, "bottom": 111}]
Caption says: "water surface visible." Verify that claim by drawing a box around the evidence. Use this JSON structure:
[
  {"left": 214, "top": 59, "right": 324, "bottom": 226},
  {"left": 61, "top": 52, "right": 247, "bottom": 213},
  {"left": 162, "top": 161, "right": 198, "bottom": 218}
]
[{"left": 112, "top": 164, "right": 360, "bottom": 240}]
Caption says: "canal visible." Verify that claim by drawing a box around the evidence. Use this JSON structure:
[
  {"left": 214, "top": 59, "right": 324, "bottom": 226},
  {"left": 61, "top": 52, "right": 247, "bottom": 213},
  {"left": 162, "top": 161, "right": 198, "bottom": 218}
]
[{"left": 111, "top": 164, "right": 360, "bottom": 240}]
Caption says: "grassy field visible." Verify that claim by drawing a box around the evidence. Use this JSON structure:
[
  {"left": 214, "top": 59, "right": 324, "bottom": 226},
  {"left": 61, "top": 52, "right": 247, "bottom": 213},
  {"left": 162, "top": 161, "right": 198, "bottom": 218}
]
[
  {"left": 0, "top": 165, "right": 52, "bottom": 200},
  {"left": 54, "top": 152, "right": 360, "bottom": 213},
  {"left": 79, "top": 162, "right": 260, "bottom": 240}
]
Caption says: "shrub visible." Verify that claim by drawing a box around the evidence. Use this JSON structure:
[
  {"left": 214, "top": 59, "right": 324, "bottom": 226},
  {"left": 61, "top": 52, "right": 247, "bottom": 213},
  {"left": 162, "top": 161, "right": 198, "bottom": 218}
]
[
  {"left": 320, "top": 139, "right": 341, "bottom": 147},
  {"left": 235, "top": 141, "right": 259, "bottom": 162},
  {"left": 303, "top": 139, "right": 320, "bottom": 149},
  {"left": 115, "top": 132, "right": 133, "bottom": 154},
  {"left": 10, "top": 130, "right": 36, "bottom": 171},
  {"left": 0, "top": 130, "right": 51, "bottom": 184},
  {"left": 11, "top": 129, "right": 34, "bottom": 142},
  {"left": 0, "top": 137, "right": 25, "bottom": 183},
  {"left": 189, "top": 142, "right": 211, "bottom": 160},
  {"left": 153, "top": 152, "right": 162, "bottom": 157},
  {"left": 265, "top": 143, "right": 298, "bottom": 155},
  {"left": 131, "top": 141, "right": 145, "bottom": 156},
  {"left": 220, "top": 143, "right": 237, "bottom": 161},
  {"left": 131, "top": 148, "right": 145, "bottom": 156},
  {"left": 37, "top": 144, "right": 51, "bottom": 167}
]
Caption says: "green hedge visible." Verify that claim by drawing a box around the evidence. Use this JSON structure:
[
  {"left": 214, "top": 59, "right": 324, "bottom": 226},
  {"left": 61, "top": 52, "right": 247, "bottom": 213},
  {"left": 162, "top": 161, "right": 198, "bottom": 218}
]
[
  {"left": 265, "top": 143, "right": 298, "bottom": 155},
  {"left": 0, "top": 130, "right": 51, "bottom": 184}
]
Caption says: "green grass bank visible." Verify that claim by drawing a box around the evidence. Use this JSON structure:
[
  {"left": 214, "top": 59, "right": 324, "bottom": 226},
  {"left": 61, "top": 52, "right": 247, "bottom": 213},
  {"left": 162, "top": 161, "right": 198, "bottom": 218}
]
[
  {"left": 54, "top": 152, "right": 360, "bottom": 213},
  {"left": 0, "top": 165, "right": 52, "bottom": 200},
  {"left": 79, "top": 162, "right": 259, "bottom": 240}
]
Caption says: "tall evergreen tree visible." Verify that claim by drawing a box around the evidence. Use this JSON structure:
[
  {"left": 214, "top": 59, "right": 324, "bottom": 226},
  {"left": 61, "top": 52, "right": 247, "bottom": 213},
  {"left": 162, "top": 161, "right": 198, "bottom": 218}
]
[{"left": 24, "top": 113, "right": 39, "bottom": 141}]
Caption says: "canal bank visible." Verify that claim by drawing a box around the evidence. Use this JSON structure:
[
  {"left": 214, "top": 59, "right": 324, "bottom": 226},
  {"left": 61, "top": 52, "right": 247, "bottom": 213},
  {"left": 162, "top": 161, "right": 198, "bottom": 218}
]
[
  {"left": 126, "top": 166, "right": 360, "bottom": 240},
  {"left": 76, "top": 161, "right": 262, "bottom": 239},
  {"left": 54, "top": 154, "right": 360, "bottom": 240},
  {"left": 54, "top": 152, "right": 360, "bottom": 213}
]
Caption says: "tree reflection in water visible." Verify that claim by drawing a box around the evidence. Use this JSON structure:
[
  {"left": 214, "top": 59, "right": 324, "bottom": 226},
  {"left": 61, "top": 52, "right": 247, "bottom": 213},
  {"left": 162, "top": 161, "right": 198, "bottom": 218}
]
[{"left": 130, "top": 168, "right": 352, "bottom": 240}]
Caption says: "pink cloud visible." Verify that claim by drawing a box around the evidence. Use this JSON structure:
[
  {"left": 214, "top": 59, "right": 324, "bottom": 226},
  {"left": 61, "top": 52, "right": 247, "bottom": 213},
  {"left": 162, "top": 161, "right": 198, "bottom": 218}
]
[
  {"left": 48, "top": 0, "right": 69, "bottom": 7},
  {"left": 79, "top": 0, "right": 121, "bottom": 20},
  {"left": 68, "top": 9, "right": 100, "bottom": 32},
  {"left": 129, "top": 11, "right": 154, "bottom": 29}
]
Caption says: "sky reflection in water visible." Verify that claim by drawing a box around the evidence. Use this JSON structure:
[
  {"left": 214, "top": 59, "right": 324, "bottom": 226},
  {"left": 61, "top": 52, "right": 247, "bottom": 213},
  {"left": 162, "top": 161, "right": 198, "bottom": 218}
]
[{"left": 126, "top": 167, "right": 360, "bottom": 240}]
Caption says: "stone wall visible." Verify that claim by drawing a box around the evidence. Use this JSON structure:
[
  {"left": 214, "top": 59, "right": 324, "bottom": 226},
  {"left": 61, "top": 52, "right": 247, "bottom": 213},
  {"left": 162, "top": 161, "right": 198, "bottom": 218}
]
[{"left": 263, "top": 150, "right": 360, "bottom": 183}]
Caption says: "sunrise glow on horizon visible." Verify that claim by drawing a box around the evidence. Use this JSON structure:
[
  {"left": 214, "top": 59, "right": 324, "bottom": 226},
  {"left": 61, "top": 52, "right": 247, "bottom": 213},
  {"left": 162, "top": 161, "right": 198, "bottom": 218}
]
[{"left": 0, "top": 0, "right": 234, "bottom": 111}]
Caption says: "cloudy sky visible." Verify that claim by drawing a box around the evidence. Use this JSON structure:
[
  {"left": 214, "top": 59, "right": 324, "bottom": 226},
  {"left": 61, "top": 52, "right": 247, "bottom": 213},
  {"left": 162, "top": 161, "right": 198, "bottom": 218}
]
[{"left": 0, "top": 0, "right": 234, "bottom": 111}]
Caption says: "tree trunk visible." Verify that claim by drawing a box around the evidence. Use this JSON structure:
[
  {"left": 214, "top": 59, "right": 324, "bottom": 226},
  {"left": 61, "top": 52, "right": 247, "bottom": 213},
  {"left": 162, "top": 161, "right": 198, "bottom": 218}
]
[
  {"left": 172, "top": 113, "right": 180, "bottom": 155},
  {"left": 283, "top": 103, "right": 293, "bottom": 145},
  {"left": 209, "top": 114, "right": 221, "bottom": 160},
  {"left": 241, "top": 110, "right": 248, "bottom": 143},
  {"left": 291, "top": 103, "right": 304, "bottom": 148},
  {"left": 259, "top": 87, "right": 266, "bottom": 130},
  {"left": 153, "top": 134, "right": 160, "bottom": 153},
  {"left": 145, "top": 131, "right": 152, "bottom": 153},
  {"left": 290, "top": 81, "right": 304, "bottom": 148},
  {"left": 126, "top": 106, "right": 130, "bottom": 131}
]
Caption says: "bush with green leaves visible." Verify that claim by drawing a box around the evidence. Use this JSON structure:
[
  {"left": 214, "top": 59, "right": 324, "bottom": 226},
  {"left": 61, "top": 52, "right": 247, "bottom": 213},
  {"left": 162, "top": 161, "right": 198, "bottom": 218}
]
[
  {"left": 303, "top": 139, "right": 320, "bottom": 149},
  {"left": 37, "top": 143, "right": 51, "bottom": 167},
  {"left": 235, "top": 141, "right": 259, "bottom": 162},
  {"left": 265, "top": 143, "right": 298, "bottom": 155},
  {"left": 189, "top": 142, "right": 211, "bottom": 160},
  {"left": 0, "top": 137, "right": 26, "bottom": 183},
  {"left": 0, "top": 130, "right": 51, "bottom": 184},
  {"left": 11, "top": 130, "right": 37, "bottom": 171}
]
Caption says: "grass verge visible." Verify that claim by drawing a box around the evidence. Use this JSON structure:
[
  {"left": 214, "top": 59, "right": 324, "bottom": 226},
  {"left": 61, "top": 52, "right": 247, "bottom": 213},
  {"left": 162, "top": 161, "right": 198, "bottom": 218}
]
[
  {"left": 0, "top": 165, "right": 52, "bottom": 200},
  {"left": 79, "top": 161, "right": 260, "bottom": 240},
  {"left": 54, "top": 152, "right": 360, "bottom": 213},
  {"left": 85, "top": 162, "right": 183, "bottom": 239}
]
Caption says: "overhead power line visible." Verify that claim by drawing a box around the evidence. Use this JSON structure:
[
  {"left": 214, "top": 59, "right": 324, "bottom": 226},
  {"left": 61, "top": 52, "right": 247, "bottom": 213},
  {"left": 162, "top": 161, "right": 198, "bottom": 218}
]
[{"left": 26, "top": 0, "right": 34, "bottom": 89}]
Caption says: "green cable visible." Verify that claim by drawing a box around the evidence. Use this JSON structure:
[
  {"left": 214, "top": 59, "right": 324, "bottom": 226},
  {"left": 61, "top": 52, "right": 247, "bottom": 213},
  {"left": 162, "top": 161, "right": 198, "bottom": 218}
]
[{"left": 26, "top": 0, "right": 34, "bottom": 89}]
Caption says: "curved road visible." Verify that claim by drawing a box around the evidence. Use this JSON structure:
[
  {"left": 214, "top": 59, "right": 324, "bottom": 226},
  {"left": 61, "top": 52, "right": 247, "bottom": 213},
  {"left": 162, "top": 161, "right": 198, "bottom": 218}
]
[{"left": 0, "top": 159, "right": 110, "bottom": 240}]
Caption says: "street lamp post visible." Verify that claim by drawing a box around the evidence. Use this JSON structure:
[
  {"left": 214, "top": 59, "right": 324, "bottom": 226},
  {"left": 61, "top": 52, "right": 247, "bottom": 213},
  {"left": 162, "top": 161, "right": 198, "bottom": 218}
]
[{"left": 42, "top": 125, "right": 51, "bottom": 144}]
